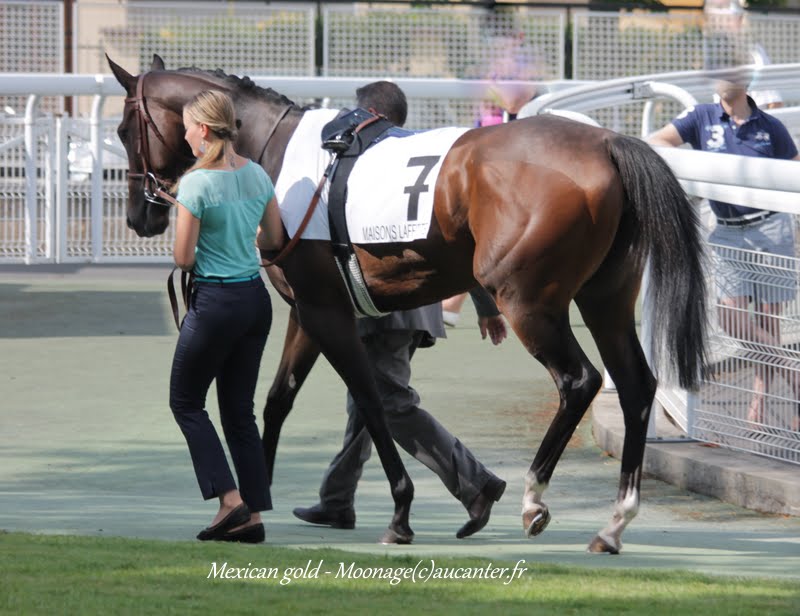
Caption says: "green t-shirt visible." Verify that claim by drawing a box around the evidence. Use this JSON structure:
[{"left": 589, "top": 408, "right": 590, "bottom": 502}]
[{"left": 176, "top": 161, "right": 275, "bottom": 278}]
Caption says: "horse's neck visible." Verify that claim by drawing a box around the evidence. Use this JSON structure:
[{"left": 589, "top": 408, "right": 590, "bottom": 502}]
[
  {"left": 161, "top": 73, "right": 303, "bottom": 181},
  {"left": 235, "top": 97, "right": 304, "bottom": 182}
]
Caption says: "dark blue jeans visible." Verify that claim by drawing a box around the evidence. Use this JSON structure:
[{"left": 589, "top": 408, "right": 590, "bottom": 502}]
[{"left": 169, "top": 277, "right": 272, "bottom": 512}]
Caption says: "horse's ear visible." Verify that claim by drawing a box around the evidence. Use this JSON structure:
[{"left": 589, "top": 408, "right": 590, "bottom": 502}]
[
  {"left": 106, "top": 55, "right": 136, "bottom": 91},
  {"left": 150, "top": 54, "right": 166, "bottom": 71}
]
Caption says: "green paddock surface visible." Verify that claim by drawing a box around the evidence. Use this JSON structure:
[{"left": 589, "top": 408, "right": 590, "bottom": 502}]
[{"left": 1, "top": 265, "right": 799, "bottom": 583}]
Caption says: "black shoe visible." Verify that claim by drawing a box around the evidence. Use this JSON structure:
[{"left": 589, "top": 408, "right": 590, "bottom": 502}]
[
  {"left": 197, "top": 503, "right": 251, "bottom": 541},
  {"left": 222, "top": 523, "right": 265, "bottom": 544},
  {"left": 456, "top": 477, "right": 506, "bottom": 539},
  {"left": 292, "top": 503, "right": 356, "bottom": 529}
]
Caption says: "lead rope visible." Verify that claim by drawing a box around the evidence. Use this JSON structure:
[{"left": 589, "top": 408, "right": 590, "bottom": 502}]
[{"left": 167, "top": 267, "right": 194, "bottom": 331}]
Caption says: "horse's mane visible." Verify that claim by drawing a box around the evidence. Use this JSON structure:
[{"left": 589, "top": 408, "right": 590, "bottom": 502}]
[{"left": 175, "top": 66, "right": 296, "bottom": 108}]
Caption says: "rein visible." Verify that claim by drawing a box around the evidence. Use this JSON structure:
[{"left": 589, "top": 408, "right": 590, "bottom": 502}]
[
  {"left": 167, "top": 267, "right": 194, "bottom": 331},
  {"left": 261, "top": 170, "right": 328, "bottom": 268},
  {"left": 256, "top": 105, "right": 292, "bottom": 167}
]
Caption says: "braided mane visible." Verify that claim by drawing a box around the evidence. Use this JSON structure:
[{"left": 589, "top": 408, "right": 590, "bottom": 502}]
[{"left": 175, "top": 66, "right": 295, "bottom": 107}]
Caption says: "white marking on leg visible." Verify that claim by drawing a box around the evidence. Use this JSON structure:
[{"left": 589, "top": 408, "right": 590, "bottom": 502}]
[
  {"left": 596, "top": 486, "right": 639, "bottom": 551},
  {"left": 288, "top": 373, "right": 296, "bottom": 389},
  {"left": 522, "top": 470, "right": 547, "bottom": 512}
]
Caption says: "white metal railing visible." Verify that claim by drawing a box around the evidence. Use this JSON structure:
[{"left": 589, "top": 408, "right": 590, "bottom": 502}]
[
  {"left": 521, "top": 63, "right": 800, "bottom": 139},
  {"left": 0, "top": 73, "right": 572, "bottom": 263},
  {"left": 523, "top": 63, "right": 800, "bottom": 115}
]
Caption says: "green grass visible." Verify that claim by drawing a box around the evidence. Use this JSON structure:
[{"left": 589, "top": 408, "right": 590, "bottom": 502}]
[{"left": 1, "top": 531, "right": 798, "bottom": 615}]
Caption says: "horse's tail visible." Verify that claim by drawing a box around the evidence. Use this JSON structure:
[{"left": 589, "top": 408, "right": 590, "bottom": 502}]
[{"left": 606, "top": 134, "right": 708, "bottom": 390}]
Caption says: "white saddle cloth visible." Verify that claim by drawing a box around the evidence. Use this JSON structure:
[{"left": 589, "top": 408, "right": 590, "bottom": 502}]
[{"left": 274, "top": 109, "right": 468, "bottom": 243}]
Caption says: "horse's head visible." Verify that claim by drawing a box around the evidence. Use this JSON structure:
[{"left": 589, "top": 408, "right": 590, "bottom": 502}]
[{"left": 108, "top": 54, "right": 194, "bottom": 237}]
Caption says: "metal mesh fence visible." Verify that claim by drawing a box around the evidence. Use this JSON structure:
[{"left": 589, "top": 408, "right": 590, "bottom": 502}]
[
  {"left": 0, "top": 119, "right": 29, "bottom": 261},
  {"left": 322, "top": 4, "right": 564, "bottom": 79},
  {"left": 572, "top": 10, "right": 800, "bottom": 82},
  {"left": 0, "top": 0, "right": 63, "bottom": 114},
  {"left": 573, "top": 11, "right": 707, "bottom": 80},
  {"left": 581, "top": 100, "right": 687, "bottom": 138},
  {"left": 0, "top": 117, "right": 50, "bottom": 261},
  {"left": 72, "top": 1, "right": 315, "bottom": 118},
  {"left": 322, "top": 4, "right": 564, "bottom": 129},
  {"left": 748, "top": 14, "right": 800, "bottom": 65},
  {"left": 0, "top": 1, "right": 63, "bottom": 73},
  {"left": 75, "top": 1, "right": 316, "bottom": 77},
  {"left": 98, "top": 166, "right": 175, "bottom": 261},
  {"left": 60, "top": 117, "right": 174, "bottom": 260},
  {"left": 696, "top": 230, "right": 800, "bottom": 464},
  {"left": 98, "top": 119, "right": 175, "bottom": 260}
]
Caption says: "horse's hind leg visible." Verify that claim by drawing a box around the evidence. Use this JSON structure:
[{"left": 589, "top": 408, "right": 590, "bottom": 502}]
[
  {"left": 576, "top": 289, "right": 656, "bottom": 555},
  {"left": 262, "top": 306, "right": 321, "bottom": 486},
  {"left": 295, "top": 301, "right": 414, "bottom": 544},
  {"left": 506, "top": 306, "right": 603, "bottom": 539}
]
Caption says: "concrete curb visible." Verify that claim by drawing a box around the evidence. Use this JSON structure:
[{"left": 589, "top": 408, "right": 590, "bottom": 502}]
[{"left": 592, "top": 391, "right": 800, "bottom": 516}]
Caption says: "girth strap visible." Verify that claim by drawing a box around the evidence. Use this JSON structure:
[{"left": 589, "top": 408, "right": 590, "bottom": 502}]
[
  {"left": 322, "top": 112, "right": 394, "bottom": 318},
  {"left": 327, "top": 115, "right": 393, "bottom": 260}
]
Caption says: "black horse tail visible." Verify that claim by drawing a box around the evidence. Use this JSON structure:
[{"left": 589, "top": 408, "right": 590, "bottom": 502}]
[{"left": 606, "top": 134, "right": 708, "bottom": 390}]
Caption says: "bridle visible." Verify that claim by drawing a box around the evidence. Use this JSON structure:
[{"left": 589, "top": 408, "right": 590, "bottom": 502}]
[
  {"left": 124, "top": 73, "right": 192, "bottom": 208},
  {"left": 124, "top": 72, "right": 293, "bottom": 209}
]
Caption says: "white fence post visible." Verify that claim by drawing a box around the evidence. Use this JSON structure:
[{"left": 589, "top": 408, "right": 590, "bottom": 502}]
[
  {"left": 23, "top": 94, "right": 39, "bottom": 264},
  {"left": 686, "top": 390, "right": 697, "bottom": 440},
  {"left": 90, "top": 91, "right": 105, "bottom": 262},
  {"left": 44, "top": 115, "right": 55, "bottom": 260},
  {"left": 55, "top": 115, "right": 68, "bottom": 263}
]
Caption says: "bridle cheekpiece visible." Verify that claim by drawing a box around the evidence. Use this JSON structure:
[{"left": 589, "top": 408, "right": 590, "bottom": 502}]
[{"left": 124, "top": 73, "right": 190, "bottom": 208}]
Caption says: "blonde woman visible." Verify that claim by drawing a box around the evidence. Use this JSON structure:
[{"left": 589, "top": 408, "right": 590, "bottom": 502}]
[{"left": 170, "top": 89, "right": 282, "bottom": 543}]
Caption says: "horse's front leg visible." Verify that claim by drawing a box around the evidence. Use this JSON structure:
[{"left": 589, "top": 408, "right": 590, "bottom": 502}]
[
  {"left": 262, "top": 305, "right": 321, "bottom": 486},
  {"left": 296, "top": 300, "right": 414, "bottom": 544}
]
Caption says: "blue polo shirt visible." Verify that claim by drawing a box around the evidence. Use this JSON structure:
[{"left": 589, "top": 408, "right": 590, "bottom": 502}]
[{"left": 671, "top": 98, "right": 797, "bottom": 219}]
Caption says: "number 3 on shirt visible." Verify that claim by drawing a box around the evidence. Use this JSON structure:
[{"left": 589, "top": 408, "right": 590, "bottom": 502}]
[{"left": 706, "top": 125, "right": 725, "bottom": 150}]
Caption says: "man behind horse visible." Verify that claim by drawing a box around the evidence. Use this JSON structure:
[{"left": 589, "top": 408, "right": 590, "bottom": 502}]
[{"left": 293, "top": 81, "right": 509, "bottom": 538}]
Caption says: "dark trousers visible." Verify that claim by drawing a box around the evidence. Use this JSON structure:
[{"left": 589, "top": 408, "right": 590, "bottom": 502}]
[
  {"left": 319, "top": 330, "right": 495, "bottom": 511},
  {"left": 169, "top": 278, "right": 272, "bottom": 512}
]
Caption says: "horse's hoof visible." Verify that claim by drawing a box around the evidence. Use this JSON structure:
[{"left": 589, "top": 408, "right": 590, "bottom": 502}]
[
  {"left": 379, "top": 527, "right": 414, "bottom": 545},
  {"left": 522, "top": 507, "right": 550, "bottom": 538},
  {"left": 587, "top": 534, "right": 620, "bottom": 555}
]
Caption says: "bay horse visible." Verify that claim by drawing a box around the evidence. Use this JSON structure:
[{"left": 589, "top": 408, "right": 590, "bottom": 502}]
[{"left": 108, "top": 54, "right": 708, "bottom": 553}]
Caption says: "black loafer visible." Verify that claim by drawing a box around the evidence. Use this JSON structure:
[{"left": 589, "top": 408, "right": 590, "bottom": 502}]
[
  {"left": 222, "top": 523, "right": 265, "bottom": 544},
  {"left": 197, "top": 503, "right": 251, "bottom": 541},
  {"left": 292, "top": 503, "right": 356, "bottom": 529},
  {"left": 456, "top": 477, "right": 506, "bottom": 539}
]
